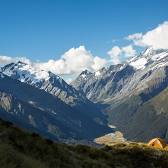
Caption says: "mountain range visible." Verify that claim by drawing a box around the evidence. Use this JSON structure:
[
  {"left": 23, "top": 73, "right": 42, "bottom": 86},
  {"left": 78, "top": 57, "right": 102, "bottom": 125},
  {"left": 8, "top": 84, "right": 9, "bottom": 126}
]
[
  {"left": 0, "top": 63, "right": 111, "bottom": 142},
  {"left": 1, "top": 47, "right": 168, "bottom": 142},
  {"left": 72, "top": 48, "right": 168, "bottom": 142}
]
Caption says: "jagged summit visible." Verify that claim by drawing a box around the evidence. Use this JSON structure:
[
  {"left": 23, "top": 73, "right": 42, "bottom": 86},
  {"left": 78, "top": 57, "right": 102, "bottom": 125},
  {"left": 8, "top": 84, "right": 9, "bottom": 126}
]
[
  {"left": 80, "top": 69, "right": 92, "bottom": 75},
  {"left": 71, "top": 70, "right": 92, "bottom": 83},
  {"left": 1, "top": 61, "right": 63, "bottom": 83},
  {"left": 143, "top": 47, "right": 168, "bottom": 57},
  {"left": 2, "top": 61, "right": 51, "bottom": 83},
  {"left": 79, "top": 70, "right": 93, "bottom": 79},
  {"left": 143, "top": 47, "right": 156, "bottom": 56},
  {"left": 1, "top": 61, "right": 87, "bottom": 105},
  {"left": 17, "top": 60, "right": 28, "bottom": 65},
  {"left": 72, "top": 48, "right": 168, "bottom": 102},
  {"left": 128, "top": 48, "right": 168, "bottom": 70}
]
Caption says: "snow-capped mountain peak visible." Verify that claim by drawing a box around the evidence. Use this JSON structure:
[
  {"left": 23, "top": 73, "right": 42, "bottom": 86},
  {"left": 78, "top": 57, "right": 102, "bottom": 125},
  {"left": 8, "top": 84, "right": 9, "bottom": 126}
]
[
  {"left": 1, "top": 61, "right": 52, "bottom": 84},
  {"left": 80, "top": 69, "right": 92, "bottom": 75},
  {"left": 128, "top": 48, "right": 168, "bottom": 70},
  {"left": 95, "top": 71, "right": 101, "bottom": 77},
  {"left": 1, "top": 61, "right": 88, "bottom": 105},
  {"left": 79, "top": 70, "right": 92, "bottom": 79},
  {"left": 142, "top": 47, "right": 168, "bottom": 60},
  {"left": 129, "top": 57, "right": 147, "bottom": 70},
  {"left": 143, "top": 47, "right": 155, "bottom": 56},
  {"left": 72, "top": 48, "right": 168, "bottom": 103},
  {"left": 94, "top": 67, "right": 107, "bottom": 77}
]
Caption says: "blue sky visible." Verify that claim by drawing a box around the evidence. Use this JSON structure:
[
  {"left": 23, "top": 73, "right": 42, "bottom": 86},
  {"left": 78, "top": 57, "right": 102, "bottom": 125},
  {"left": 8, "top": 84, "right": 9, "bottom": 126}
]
[
  {"left": 0, "top": 0, "right": 168, "bottom": 60},
  {"left": 0, "top": 0, "right": 168, "bottom": 80}
]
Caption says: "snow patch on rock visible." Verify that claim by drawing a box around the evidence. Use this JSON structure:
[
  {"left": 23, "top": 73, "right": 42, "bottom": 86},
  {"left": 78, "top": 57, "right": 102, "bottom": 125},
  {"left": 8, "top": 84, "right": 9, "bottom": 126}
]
[{"left": 130, "top": 58, "right": 147, "bottom": 70}]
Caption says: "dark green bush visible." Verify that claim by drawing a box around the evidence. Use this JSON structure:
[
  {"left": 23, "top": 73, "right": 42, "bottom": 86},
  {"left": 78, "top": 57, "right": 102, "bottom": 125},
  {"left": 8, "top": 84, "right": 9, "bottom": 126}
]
[{"left": 0, "top": 118, "right": 168, "bottom": 168}]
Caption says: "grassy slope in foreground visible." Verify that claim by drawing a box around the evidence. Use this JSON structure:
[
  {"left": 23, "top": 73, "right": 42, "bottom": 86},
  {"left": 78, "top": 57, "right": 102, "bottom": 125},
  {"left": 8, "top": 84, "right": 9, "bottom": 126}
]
[{"left": 0, "top": 119, "right": 168, "bottom": 168}]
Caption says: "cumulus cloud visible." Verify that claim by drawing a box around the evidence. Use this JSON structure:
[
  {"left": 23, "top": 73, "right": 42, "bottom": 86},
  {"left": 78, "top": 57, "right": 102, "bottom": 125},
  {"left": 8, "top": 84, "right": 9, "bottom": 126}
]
[
  {"left": 107, "top": 46, "right": 122, "bottom": 64},
  {"left": 122, "top": 45, "right": 137, "bottom": 57},
  {"left": 92, "top": 56, "right": 107, "bottom": 70},
  {"left": 107, "top": 45, "right": 136, "bottom": 64},
  {"left": 126, "top": 33, "right": 143, "bottom": 41},
  {"left": 127, "top": 21, "right": 168, "bottom": 49},
  {"left": 0, "top": 56, "right": 13, "bottom": 64},
  {"left": 0, "top": 56, "right": 31, "bottom": 66},
  {"left": 37, "top": 46, "right": 107, "bottom": 75},
  {"left": 61, "top": 46, "right": 93, "bottom": 73},
  {"left": 0, "top": 46, "right": 107, "bottom": 80}
]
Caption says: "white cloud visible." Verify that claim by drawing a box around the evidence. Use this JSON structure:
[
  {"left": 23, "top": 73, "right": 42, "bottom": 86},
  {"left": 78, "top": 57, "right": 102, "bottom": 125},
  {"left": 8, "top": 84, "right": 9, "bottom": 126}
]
[
  {"left": 0, "top": 46, "right": 107, "bottom": 81},
  {"left": 37, "top": 59, "right": 68, "bottom": 75},
  {"left": 127, "top": 21, "right": 168, "bottom": 49},
  {"left": 107, "top": 45, "right": 136, "bottom": 64},
  {"left": 122, "top": 45, "right": 137, "bottom": 57},
  {"left": 0, "top": 56, "right": 31, "bottom": 66},
  {"left": 107, "top": 46, "right": 122, "bottom": 64},
  {"left": 37, "top": 46, "right": 107, "bottom": 75},
  {"left": 92, "top": 56, "right": 107, "bottom": 70},
  {"left": 61, "top": 46, "right": 94, "bottom": 73},
  {"left": 16, "top": 57, "right": 31, "bottom": 64},
  {"left": 0, "top": 56, "right": 13, "bottom": 64},
  {"left": 126, "top": 33, "right": 143, "bottom": 41}
]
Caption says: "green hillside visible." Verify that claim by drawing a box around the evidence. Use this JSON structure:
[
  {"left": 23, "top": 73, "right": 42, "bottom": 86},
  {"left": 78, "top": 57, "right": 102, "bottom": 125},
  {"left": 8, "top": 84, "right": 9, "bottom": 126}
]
[{"left": 0, "top": 118, "right": 168, "bottom": 168}]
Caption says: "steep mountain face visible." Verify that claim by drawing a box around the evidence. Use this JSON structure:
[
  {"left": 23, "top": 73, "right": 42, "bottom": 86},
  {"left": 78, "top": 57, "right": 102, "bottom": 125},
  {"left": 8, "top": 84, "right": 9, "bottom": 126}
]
[
  {"left": 71, "top": 70, "right": 94, "bottom": 95},
  {"left": 71, "top": 64, "right": 132, "bottom": 102},
  {"left": 109, "top": 87, "right": 168, "bottom": 141},
  {"left": 1, "top": 61, "right": 109, "bottom": 127},
  {"left": 72, "top": 48, "right": 168, "bottom": 141},
  {"left": 1, "top": 61, "right": 86, "bottom": 105},
  {"left": 2, "top": 48, "right": 168, "bottom": 142},
  {"left": 72, "top": 48, "right": 168, "bottom": 103},
  {"left": 0, "top": 73, "right": 111, "bottom": 141}
]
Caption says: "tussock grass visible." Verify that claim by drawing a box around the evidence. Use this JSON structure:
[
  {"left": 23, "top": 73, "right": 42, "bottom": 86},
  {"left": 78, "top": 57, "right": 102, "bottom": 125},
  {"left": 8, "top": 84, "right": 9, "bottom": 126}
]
[{"left": 0, "top": 118, "right": 168, "bottom": 168}]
